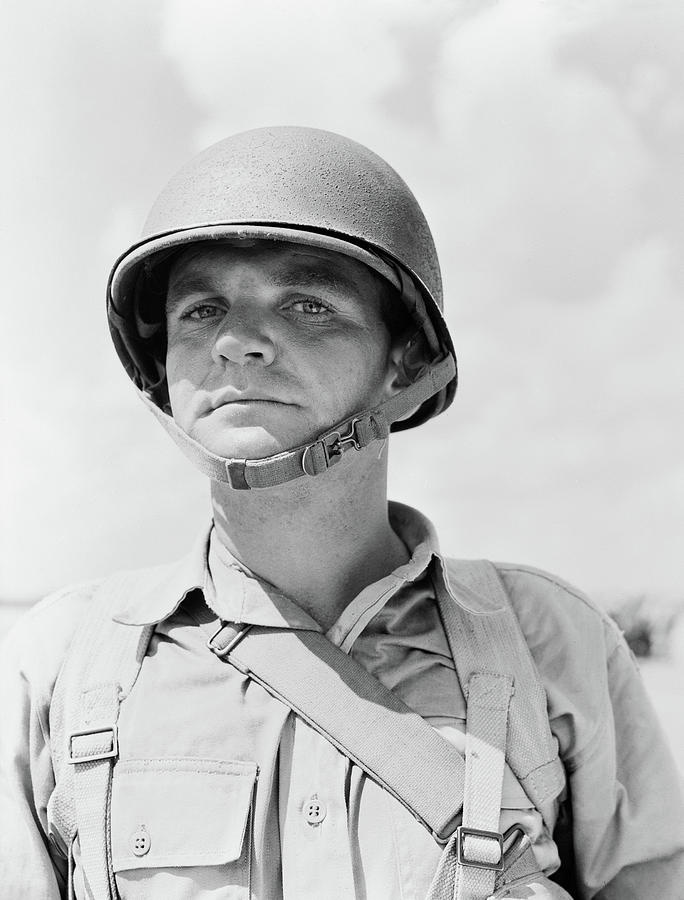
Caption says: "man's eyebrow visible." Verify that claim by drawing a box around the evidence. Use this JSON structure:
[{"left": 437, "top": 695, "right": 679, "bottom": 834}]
[
  {"left": 268, "top": 266, "right": 360, "bottom": 295},
  {"left": 166, "top": 264, "right": 362, "bottom": 302},
  {"left": 167, "top": 273, "right": 217, "bottom": 301}
]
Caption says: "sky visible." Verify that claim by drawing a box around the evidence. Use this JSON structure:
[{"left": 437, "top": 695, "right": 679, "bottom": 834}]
[{"left": 1, "top": 0, "right": 682, "bottom": 602}]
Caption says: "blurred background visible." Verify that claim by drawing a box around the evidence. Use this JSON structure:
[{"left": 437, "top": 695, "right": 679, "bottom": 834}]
[{"left": 1, "top": 1, "right": 682, "bottom": 760}]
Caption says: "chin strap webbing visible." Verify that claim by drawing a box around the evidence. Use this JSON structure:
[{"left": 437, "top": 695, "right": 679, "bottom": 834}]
[{"left": 139, "top": 353, "right": 456, "bottom": 489}]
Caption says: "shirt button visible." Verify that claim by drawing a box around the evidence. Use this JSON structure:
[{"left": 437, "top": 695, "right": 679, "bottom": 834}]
[
  {"left": 130, "top": 826, "right": 151, "bottom": 856},
  {"left": 304, "top": 795, "right": 327, "bottom": 825}
]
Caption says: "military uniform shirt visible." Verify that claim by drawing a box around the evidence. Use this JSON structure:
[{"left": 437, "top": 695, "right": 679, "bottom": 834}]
[{"left": 1, "top": 503, "right": 683, "bottom": 898}]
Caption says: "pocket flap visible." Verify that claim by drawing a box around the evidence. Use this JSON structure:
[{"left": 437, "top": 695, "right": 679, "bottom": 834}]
[{"left": 111, "top": 757, "right": 257, "bottom": 871}]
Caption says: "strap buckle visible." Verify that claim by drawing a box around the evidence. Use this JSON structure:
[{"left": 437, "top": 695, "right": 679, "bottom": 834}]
[
  {"left": 207, "top": 623, "right": 252, "bottom": 658},
  {"left": 67, "top": 725, "right": 119, "bottom": 764},
  {"left": 301, "top": 417, "right": 365, "bottom": 476},
  {"left": 320, "top": 417, "right": 363, "bottom": 468},
  {"left": 455, "top": 825, "right": 504, "bottom": 872}
]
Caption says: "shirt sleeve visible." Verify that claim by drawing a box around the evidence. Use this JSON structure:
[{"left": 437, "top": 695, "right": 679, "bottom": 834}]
[
  {"left": 565, "top": 618, "right": 684, "bottom": 899},
  {"left": 499, "top": 565, "right": 684, "bottom": 899},
  {"left": 0, "top": 589, "right": 90, "bottom": 899}
]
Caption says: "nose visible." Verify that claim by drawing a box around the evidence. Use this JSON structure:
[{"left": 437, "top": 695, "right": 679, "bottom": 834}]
[{"left": 211, "top": 309, "right": 276, "bottom": 367}]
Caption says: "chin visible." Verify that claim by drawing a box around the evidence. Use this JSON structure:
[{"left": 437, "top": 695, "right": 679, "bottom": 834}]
[{"left": 191, "top": 424, "right": 293, "bottom": 460}]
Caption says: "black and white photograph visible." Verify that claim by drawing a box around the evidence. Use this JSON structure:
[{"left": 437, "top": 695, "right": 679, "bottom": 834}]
[{"left": 1, "top": 2, "right": 683, "bottom": 897}]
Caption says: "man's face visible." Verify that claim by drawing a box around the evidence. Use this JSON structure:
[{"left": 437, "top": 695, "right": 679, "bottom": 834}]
[{"left": 165, "top": 241, "right": 399, "bottom": 460}]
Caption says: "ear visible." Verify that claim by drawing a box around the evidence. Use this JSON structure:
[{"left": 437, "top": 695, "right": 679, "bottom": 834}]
[
  {"left": 383, "top": 327, "right": 430, "bottom": 399},
  {"left": 381, "top": 335, "right": 409, "bottom": 399},
  {"left": 385, "top": 329, "right": 432, "bottom": 391},
  {"left": 380, "top": 331, "right": 432, "bottom": 423}
]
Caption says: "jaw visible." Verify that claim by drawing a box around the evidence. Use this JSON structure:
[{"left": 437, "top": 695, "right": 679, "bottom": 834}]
[{"left": 180, "top": 394, "right": 389, "bottom": 463}]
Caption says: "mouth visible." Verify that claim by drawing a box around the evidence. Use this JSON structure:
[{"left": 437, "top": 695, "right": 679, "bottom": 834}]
[
  {"left": 220, "top": 399, "right": 289, "bottom": 412},
  {"left": 224, "top": 398, "right": 282, "bottom": 404},
  {"left": 205, "top": 391, "right": 292, "bottom": 414}
]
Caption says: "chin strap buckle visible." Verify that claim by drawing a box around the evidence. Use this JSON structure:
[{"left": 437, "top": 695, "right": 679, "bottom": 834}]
[
  {"left": 323, "top": 418, "right": 363, "bottom": 462},
  {"left": 302, "top": 417, "right": 371, "bottom": 476}
]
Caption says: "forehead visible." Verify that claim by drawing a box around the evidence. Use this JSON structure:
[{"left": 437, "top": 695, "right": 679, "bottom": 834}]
[{"left": 167, "top": 240, "right": 383, "bottom": 299}]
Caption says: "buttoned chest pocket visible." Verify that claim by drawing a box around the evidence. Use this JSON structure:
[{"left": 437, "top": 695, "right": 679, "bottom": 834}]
[{"left": 110, "top": 758, "right": 257, "bottom": 899}]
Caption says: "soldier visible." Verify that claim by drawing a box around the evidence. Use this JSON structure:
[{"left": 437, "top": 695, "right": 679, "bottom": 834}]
[{"left": 1, "top": 126, "right": 683, "bottom": 899}]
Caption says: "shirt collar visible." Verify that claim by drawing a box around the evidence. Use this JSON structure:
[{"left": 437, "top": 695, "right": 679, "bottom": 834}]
[
  {"left": 204, "top": 530, "right": 323, "bottom": 631},
  {"left": 111, "top": 524, "right": 210, "bottom": 625},
  {"left": 388, "top": 500, "right": 442, "bottom": 572},
  {"left": 111, "top": 501, "right": 445, "bottom": 628}
]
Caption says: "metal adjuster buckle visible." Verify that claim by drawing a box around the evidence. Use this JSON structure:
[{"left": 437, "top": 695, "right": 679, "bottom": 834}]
[
  {"left": 301, "top": 417, "right": 365, "bottom": 476},
  {"left": 455, "top": 825, "right": 504, "bottom": 872},
  {"left": 67, "top": 725, "right": 118, "bottom": 764},
  {"left": 322, "top": 417, "right": 362, "bottom": 465},
  {"left": 206, "top": 623, "right": 252, "bottom": 658}
]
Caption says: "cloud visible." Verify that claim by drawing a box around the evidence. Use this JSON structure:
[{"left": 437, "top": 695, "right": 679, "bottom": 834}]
[
  {"left": 157, "top": 0, "right": 683, "bottom": 305},
  {"left": 390, "top": 233, "right": 683, "bottom": 593},
  {"left": 2, "top": 0, "right": 682, "bottom": 599},
  {"left": 0, "top": 0, "right": 206, "bottom": 596},
  {"left": 159, "top": 0, "right": 404, "bottom": 148}
]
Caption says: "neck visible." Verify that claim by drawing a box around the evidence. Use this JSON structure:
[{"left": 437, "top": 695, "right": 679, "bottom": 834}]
[{"left": 209, "top": 445, "right": 408, "bottom": 630}]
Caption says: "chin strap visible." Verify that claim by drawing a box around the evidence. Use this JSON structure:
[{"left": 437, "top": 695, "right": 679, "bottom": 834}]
[{"left": 139, "top": 353, "right": 456, "bottom": 490}]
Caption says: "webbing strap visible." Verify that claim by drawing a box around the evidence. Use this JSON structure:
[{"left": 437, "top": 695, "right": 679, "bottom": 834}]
[
  {"left": 459, "top": 674, "right": 513, "bottom": 899},
  {"left": 204, "top": 622, "right": 465, "bottom": 841},
  {"left": 140, "top": 353, "right": 456, "bottom": 489},
  {"left": 70, "top": 685, "right": 120, "bottom": 899},
  {"left": 426, "top": 675, "right": 513, "bottom": 900},
  {"left": 46, "top": 557, "right": 564, "bottom": 899},
  {"left": 205, "top": 559, "right": 565, "bottom": 899},
  {"left": 424, "top": 560, "right": 568, "bottom": 900},
  {"left": 49, "top": 574, "right": 156, "bottom": 900},
  {"left": 436, "top": 561, "right": 565, "bottom": 813}
]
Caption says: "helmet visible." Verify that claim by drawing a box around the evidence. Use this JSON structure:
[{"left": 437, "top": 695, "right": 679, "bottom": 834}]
[{"left": 107, "top": 126, "right": 457, "bottom": 489}]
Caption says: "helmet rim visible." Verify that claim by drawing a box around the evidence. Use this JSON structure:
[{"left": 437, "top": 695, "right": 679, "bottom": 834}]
[
  {"left": 107, "top": 126, "right": 457, "bottom": 435},
  {"left": 107, "top": 223, "right": 456, "bottom": 431}
]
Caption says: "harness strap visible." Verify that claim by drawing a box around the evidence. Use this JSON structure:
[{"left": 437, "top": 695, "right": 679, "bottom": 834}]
[
  {"left": 140, "top": 352, "right": 456, "bottom": 489},
  {"left": 48, "top": 558, "right": 565, "bottom": 900},
  {"left": 205, "top": 559, "right": 565, "bottom": 900},
  {"left": 424, "top": 560, "right": 566, "bottom": 900},
  {"left": 460, "top": 674, "right": 514, "bottom": 898},
  {"left": 426, "top": 674, "right": 514, "bottom": 900},
  {"left": 68, "top": 685, "right": 121, "bottom": 899},
  {"left": 49, "top": 574, "right": 155, "bottom": 899},
  {"left": 437, "top": 561, "right": 565, "bottom": 815},
  {"left": 204, "top": 622, "right": 466, "bottom": 841}
]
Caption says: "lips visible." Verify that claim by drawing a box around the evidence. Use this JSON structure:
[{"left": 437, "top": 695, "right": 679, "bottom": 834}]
[{"left": 206, "top": 390, "right": 291, "bottom": 412}]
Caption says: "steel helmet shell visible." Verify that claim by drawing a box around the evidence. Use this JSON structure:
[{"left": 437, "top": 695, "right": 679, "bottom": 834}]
[{"left": 107, "top": 126, "right": 456, "bottom": 431}]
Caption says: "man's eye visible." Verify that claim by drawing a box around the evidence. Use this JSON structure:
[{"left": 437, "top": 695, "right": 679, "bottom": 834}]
[
  {"left": 290, "top": 298, "right": 331, "bottom": 315},
  {"left": 183, "top": 303, "right": 223, "bottom": 321}
]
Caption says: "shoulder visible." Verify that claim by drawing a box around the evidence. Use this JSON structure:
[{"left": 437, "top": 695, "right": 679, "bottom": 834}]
[
  {"left": 0, "top": 580, "right": 104, "bottom": 708},
  {"left": 442, "top": 557, "right": 627, "bottom": 752},
  {"left": 493, "top": 562, "right": 623, "bottom": 657},
  {"left": 491, "top": 563, "right": 630, "bottom": 761},
  {"left": 442, "top": 555, "right": 623, "bottom": 665}
]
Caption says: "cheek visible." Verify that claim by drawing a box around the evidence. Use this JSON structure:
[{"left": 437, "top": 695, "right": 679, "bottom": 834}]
[
  {"left": 164, "top": 342, "right": 206, "bottom": 421},
  {"left": 295, "top": 328, "right": 391, "bottom": 402},
  {"left": 165, "top": 331, "right": 207, "bottom": 387},
  {"left": 165, "top": 350, "right": 185, "bottom": 403},
  {"left": 165, "top": 375, "right": 192, "bottom": 426}
]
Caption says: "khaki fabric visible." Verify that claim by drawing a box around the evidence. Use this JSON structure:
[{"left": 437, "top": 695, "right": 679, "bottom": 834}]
[{"left": 1, "top": 503, "right": 683, "bottom": 898}]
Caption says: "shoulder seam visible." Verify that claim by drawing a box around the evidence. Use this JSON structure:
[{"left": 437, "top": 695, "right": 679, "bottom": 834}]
[
  {"left": 494, "top": 562, "right": 613, "bottom": 622},
  {"left": 24, "top": 578, "right": 105, "bottom": 618}
]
